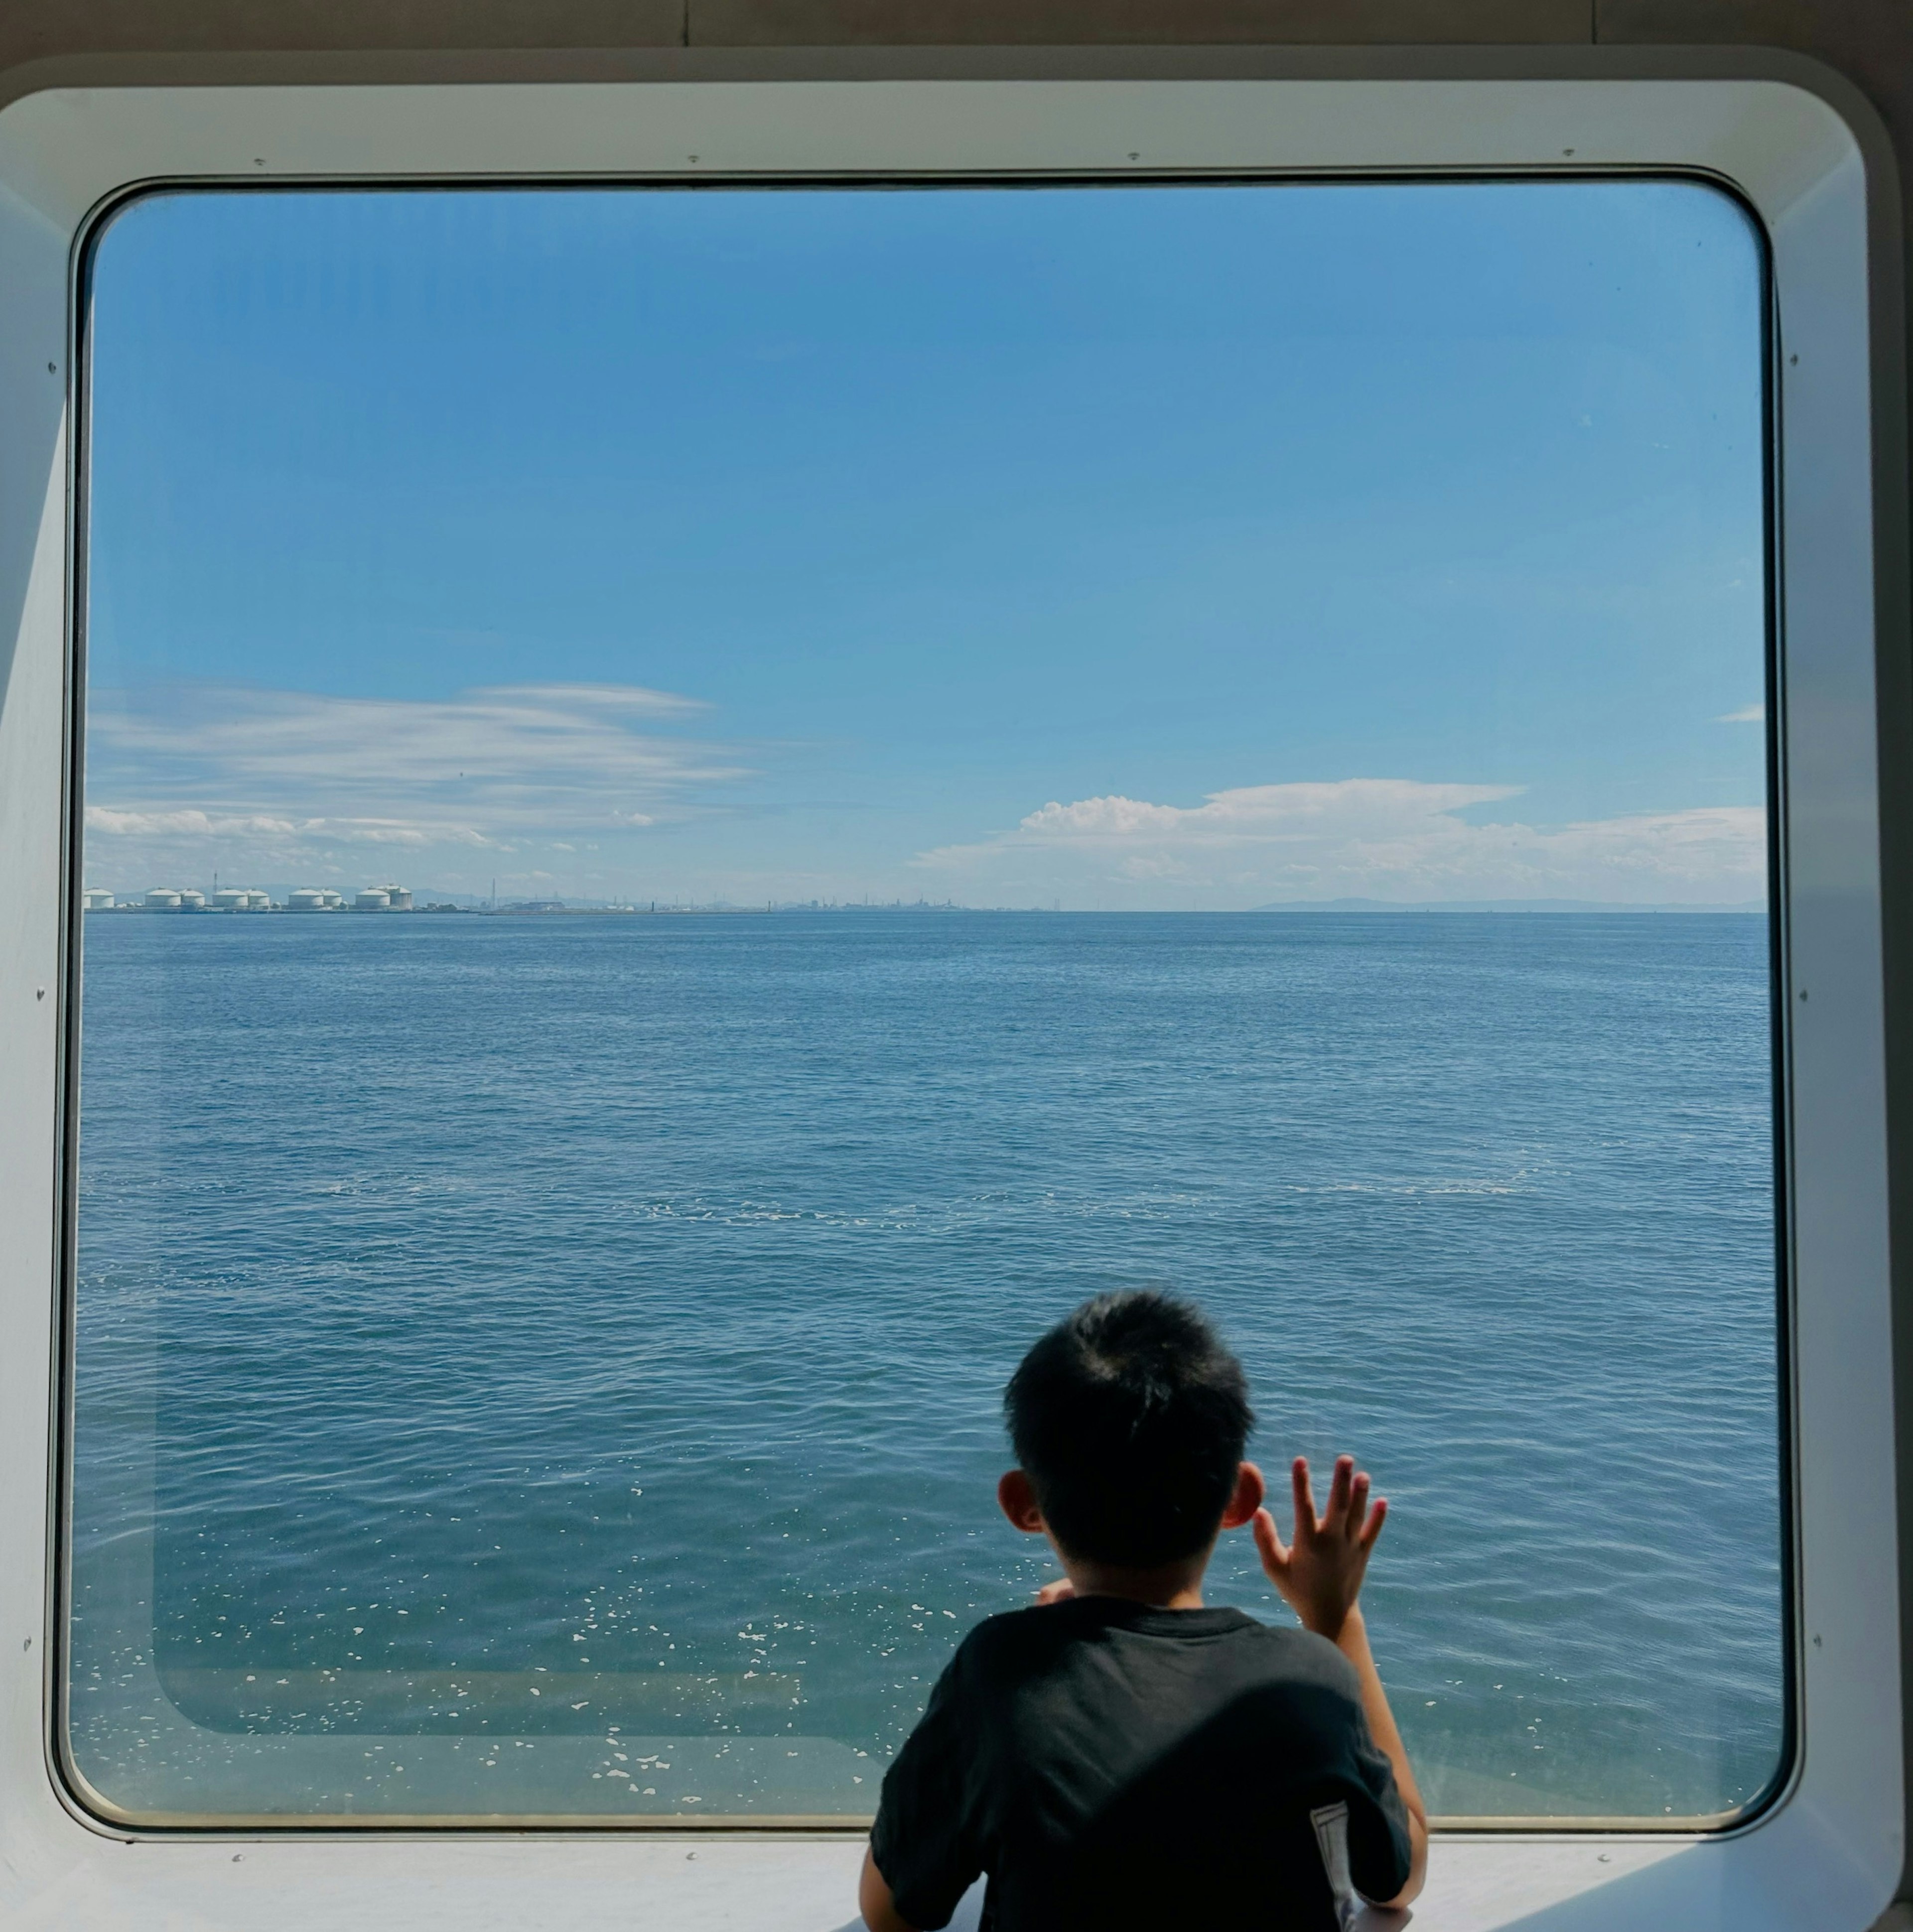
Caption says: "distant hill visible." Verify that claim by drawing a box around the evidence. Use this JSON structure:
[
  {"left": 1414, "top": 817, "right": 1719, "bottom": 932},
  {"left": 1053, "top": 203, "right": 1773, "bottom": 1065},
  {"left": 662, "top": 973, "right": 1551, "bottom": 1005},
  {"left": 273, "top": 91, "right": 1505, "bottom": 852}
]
[{"left": 1253, "top": 897, "right": 1768, "bottom": 914}]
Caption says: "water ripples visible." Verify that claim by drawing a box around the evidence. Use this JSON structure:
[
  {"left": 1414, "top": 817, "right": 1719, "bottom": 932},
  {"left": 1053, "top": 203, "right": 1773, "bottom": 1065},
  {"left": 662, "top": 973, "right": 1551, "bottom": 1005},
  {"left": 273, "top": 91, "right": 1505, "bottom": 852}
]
[{"left": 69, "top": 911, "right": 1782, "bottom": 1819}]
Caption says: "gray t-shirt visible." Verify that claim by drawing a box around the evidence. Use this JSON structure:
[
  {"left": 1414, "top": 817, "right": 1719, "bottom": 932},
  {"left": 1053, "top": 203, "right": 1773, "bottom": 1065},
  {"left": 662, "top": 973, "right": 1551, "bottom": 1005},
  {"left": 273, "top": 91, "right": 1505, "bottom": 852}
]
[{"left": 871, "top": 1597, "right": 1412, "bottom": 1932}]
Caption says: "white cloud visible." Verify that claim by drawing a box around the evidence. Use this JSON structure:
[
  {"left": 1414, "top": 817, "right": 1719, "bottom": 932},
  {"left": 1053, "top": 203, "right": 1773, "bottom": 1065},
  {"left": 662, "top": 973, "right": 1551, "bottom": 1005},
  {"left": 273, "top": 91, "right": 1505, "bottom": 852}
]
[
  {"left": 91, "top": 681, "right": 738, "bottom": 813},
  {"left": 86, "top": 807, "right": 299, "bottom": 838},
  {"left": 83, "top": 679, "right": 749, "bottom": 891},
  {"left": 1001, "top": 779, "right": 1518, "bottom": 846},
  {"left": 481, "top": 683, "right": 704, "bottom": 716},
  {"left": 82, "top": 679, "right": 1771, "bottom": 909},
  {"left": 1717, "top": 704, "right": 1765, "bottom": 723},
  {"left": 83, "top": 806, "right": 485, "bottom": 846},
  {"left": 917, "top": 778, "right": 1766, "bottom": 906}
]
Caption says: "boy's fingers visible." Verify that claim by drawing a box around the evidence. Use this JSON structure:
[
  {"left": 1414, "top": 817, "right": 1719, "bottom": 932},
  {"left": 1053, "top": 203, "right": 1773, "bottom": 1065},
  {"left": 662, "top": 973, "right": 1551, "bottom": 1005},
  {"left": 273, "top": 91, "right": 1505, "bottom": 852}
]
[
  {"left": 1347, "top": 1471, "right": 1371, "bottom": 1541},
  {"left": 1325, "top": 1454, "right": 1354, "bottom": 1527},
  {"left": 1291, "top": 1458, "right": 1317, "bottom": 1538},
  {"left": 1252, "top": 1506, "right": 1289, "bottom": 1568},
  {"left": 1358, "top": 1496, "right": 1389, "bottom": 1552}
]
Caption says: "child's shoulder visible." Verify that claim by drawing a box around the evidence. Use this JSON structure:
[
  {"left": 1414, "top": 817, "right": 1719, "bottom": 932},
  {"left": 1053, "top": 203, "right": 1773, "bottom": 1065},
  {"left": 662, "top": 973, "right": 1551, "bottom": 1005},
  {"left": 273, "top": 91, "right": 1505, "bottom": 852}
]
[
  {"left": 936, "top": 1603, "right": 1373, "bottom": 1762},
  {"left": 951, "top": 1599, "right": 1356, "bottom": 1684}
]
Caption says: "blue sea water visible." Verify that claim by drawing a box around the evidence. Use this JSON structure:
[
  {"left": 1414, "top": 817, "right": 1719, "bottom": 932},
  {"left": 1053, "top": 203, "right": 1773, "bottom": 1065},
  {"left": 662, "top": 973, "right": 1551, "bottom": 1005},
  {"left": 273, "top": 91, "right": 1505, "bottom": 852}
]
[{"left": 69, "top": 910, "right": 1783, "bottom": 1822}]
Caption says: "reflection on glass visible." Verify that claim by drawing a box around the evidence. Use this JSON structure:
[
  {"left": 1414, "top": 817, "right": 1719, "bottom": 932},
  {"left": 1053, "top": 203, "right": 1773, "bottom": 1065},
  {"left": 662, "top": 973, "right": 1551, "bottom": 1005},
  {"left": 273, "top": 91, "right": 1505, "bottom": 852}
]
[{"left": 71, "top": 182, "right": 1777, "bottom": 1822}]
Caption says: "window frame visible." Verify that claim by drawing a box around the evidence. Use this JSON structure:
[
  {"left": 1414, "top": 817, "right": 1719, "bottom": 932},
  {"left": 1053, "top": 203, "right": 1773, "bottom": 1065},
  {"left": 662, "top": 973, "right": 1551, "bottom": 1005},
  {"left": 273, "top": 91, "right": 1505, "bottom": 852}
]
[
  {"left": 58, "top": 161, "right": 1793, "bottom": 1839},
  {"left": 0, "top": 54, "right": 1897, "bottom": 1931}
]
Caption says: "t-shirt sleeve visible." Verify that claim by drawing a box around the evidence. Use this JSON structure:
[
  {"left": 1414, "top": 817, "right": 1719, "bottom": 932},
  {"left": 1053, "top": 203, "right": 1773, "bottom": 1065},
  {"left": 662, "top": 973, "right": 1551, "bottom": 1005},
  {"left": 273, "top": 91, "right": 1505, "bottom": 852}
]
[
  {"left": 1342, "top": 1705, "right": 1415, "bottom": 1905},
  {"left": 869, "top": 1647, "right": 983, "bottom": 1931}
]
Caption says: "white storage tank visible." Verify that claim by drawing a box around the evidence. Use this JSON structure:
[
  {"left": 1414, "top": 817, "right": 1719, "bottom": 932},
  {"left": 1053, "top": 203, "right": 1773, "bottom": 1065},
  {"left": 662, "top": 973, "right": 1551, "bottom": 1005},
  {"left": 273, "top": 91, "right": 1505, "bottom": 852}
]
[
  {"left": 355, "top": 888, "right": 392, "bottom": 911},
  {"left": 213, "top": 888, "right": 249, "bottom": 912},
  {"left": 82, "top": 889, "right": 114, "bottom": 911},
  {"left": 244, "top": 890, "right": 272, "bottom": 911},
  {"left": 144, "top": 888, "right": 181, "bottom": 911},
  {"left": 177, "top": 890, "right": 206, "bottom": 911},
  {"left": 319, "top": 889, "right": 344, "bottom": 909},
  {"left": 287, "top": 889, "right": 327, "bottom": 913},
  {"left": 382, "top": 885, "right": 413, "bottom": 910}
]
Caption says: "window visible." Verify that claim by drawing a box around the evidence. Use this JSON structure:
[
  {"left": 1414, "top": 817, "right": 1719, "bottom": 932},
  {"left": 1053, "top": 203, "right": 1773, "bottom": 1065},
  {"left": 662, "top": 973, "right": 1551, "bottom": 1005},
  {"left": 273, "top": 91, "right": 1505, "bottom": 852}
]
[{"left": 66, "top": 175, "right": 1781, "bottom": 1830}]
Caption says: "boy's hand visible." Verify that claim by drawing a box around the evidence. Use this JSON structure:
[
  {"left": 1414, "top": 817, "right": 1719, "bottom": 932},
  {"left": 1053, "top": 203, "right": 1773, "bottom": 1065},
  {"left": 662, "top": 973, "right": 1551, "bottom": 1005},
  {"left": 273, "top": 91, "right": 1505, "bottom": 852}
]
[
  {"left": 1034, "top": 1576, "right": 1076, "bottom": 1606},
  {"left": 1252, "top": 1454, "right": 1386, "bottom": 1642}
]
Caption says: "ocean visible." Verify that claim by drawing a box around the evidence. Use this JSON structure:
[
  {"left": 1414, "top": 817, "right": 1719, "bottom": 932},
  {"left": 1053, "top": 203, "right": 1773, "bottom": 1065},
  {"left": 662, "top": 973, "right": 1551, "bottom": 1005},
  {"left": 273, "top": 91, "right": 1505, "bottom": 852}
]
[{"left": 68, "top": 910, "right": 1783, "bottom": 1823}]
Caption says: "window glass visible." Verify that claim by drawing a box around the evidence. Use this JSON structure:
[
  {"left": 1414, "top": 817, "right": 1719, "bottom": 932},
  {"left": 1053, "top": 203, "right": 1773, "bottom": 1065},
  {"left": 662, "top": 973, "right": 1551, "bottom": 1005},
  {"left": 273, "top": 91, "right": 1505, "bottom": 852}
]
[{"left": 70, "top": 181, "right": 1778, "bottom": 1824}]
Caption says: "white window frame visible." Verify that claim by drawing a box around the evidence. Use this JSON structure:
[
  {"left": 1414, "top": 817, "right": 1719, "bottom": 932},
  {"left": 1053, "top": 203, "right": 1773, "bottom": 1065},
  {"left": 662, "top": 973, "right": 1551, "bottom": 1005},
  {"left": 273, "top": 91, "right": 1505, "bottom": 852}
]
[{"left": 0, "top": 60, "right": 1897, "bottom": 1930}]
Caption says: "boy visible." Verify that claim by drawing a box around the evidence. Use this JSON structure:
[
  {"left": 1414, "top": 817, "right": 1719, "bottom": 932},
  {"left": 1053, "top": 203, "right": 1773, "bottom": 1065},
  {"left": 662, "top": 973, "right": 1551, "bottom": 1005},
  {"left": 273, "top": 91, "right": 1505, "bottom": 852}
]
[{"left": 859, "top": 1290, "right": 1427, "bottom": 1932}]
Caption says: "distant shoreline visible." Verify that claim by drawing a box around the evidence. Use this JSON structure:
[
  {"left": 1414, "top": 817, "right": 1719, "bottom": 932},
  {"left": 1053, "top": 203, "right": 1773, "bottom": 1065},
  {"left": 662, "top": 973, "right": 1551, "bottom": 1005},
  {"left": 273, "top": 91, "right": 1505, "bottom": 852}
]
[
  {"left": 83, "top": 899, "right": 1769, "bottom": 918},
  {"left": 1254, "top": 897, "right": 1768, "bottom": 915}
]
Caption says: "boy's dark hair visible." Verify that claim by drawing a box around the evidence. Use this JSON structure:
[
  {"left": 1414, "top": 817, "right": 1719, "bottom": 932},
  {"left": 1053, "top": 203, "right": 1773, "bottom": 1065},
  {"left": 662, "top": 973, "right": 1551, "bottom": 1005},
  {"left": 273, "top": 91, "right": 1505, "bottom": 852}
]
[{"left": 1004, "top": 1290, "right": 1254, "bottom": 1569}]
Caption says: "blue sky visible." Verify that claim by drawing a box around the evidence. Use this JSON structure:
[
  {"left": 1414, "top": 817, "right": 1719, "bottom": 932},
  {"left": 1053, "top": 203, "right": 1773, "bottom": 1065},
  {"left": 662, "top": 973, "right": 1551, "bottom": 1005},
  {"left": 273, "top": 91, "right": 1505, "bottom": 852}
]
[{"left": 83, "top": 181, "right": 1768, "bottom": 906}]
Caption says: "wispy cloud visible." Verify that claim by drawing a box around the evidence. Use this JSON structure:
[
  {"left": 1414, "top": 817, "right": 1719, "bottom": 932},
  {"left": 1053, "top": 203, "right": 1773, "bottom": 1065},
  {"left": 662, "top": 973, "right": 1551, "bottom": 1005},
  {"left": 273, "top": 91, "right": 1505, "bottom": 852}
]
[
  {"left": 84, "top": 683, "right": 1770, "bottom": 909},
  {"left": 86, "top": 807, "right": 300, "bottom": 839},
  {"left": 917, "top": 778, "right": 1765, "bottom": 906},
  {"left": 84, "top": 807, "right": 489, "bottom": 848},
  {"left": 92, "top": 681, "right": 734, "bottom": 814},
  {"left": 1716, "top": 704, "right": 1765, "bottom": 724},
  {"left": 84, "top": 680, "right": 747, "bottom": 886}
]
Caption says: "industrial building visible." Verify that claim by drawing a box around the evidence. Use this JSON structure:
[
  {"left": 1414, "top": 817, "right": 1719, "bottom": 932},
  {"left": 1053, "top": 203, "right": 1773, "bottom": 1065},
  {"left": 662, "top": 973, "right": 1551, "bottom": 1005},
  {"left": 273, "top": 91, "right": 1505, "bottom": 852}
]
[{"left": 102, "top": 886, "right": 277, "bottom": 911}]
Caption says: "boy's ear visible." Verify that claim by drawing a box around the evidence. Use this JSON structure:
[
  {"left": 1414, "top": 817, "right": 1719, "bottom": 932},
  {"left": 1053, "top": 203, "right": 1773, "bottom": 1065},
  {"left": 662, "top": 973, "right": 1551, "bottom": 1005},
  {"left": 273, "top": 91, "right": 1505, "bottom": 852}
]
[
  {"left": 998, "top": 1469, "right": 1047, "bottom": 1535},
  {"left": 1219, "top": 1461, "right": 1266, "bottom": 1531}
]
